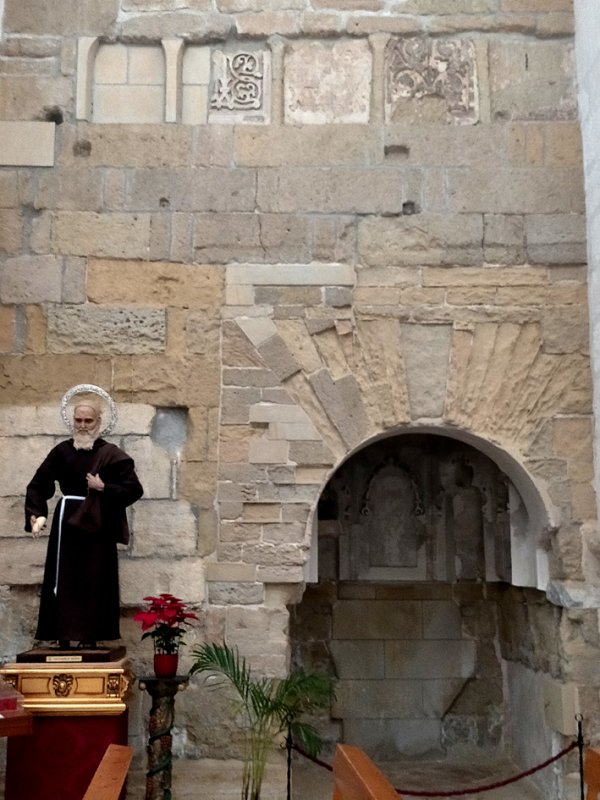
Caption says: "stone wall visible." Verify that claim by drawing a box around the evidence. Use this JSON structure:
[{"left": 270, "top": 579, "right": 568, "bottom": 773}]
[{"left": 1, "top": 0, "right": 599, "bottom": 787}]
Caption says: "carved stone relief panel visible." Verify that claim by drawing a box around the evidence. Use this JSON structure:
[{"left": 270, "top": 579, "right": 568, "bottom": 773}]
[
  {"left": 326, "top": 434, "right": 516, "bottom": 585},
  {"left": 284, "top": 40, "right": 372, "bottom": 124},
  {"left": 209, "top": 49, "right": 271, "bottom": 124},
  {"left": 385, "top": 38, "right": 478, "bottom": 125}
]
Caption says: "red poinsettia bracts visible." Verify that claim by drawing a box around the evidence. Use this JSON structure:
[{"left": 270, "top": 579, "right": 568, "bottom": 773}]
[{"left": 133, "top": 593, "right": 198, "bottom": 654}]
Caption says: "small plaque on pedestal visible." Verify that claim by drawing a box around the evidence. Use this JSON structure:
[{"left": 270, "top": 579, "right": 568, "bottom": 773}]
[{"left": 16, "top": 645, "right": 126, "bottom": 664}]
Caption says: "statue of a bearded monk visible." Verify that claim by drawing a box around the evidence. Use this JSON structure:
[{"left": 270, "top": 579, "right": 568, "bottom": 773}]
[{"left": 24, "top": 385, "right": 143, "bottom": 648}]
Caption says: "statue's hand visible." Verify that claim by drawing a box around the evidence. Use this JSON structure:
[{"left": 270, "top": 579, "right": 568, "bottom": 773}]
[
  {"left": 86, "top": 472, "right": 105, "bottom": 492},
  {"left": 31, "top": 516, "right": 47, "bottom": 537}
]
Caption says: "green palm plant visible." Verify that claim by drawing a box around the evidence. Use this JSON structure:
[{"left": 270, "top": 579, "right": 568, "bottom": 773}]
[{"left": 189, "top": 641, "right": 336, "bottom": 800}]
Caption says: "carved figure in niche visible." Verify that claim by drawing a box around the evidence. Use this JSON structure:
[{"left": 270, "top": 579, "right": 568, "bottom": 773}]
[
  {"left": 25, "top": 385, "right": 143, "bottom": 649},
  {"left": 362, "top": 462, "right": 425, "bottom": 568},
  {"left": 439, "top": 459, "right": 485, "bottom": 580}
]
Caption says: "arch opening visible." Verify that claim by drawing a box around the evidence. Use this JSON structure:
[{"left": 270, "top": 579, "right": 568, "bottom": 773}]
[{"left": 289, "top": 431, "right": 572, "bottom": 793}]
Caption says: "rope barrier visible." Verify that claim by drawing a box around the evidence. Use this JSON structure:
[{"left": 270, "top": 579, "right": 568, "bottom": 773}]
[{"left": 293, "top": 739, "right": 579, "bottom": 797}]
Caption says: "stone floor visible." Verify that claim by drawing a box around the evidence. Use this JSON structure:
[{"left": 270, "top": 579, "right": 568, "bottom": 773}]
[{"left": 125, "top": 750, "right": 553, "bottom": 800}]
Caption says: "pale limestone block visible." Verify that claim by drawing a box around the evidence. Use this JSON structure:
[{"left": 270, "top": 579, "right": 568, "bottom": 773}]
[
  {"left": 237, "top": 317, "right": 278, "bottom": 347},
  {"left": 344, "top": 719, "right": 442, "bottom": 759},
  {"left": 47, "top": 306, "right": 166, "bottom": 354},
  {"left": 125, "top": 437, "right": 172, "bottom": 499},
  {"left": 249, "top": 403, "right": 311, "bottom": 424},
  {"left": 226, "top": 263, "right": 355, "bottom": 286},
  {"left": 112, "top": 405, "right": 155, "bottom": 436},
  {"left": 182, "top": 85, "right": 208, "bottom": 124},
  {"left": 0, "top": 76, "right": 73, "bottom": 121},
  {"left": 61, "top": 257, "right": 86, "bottom": 303},
  {"left": 423, "top": 265, "right": 547, "bottom": 288},
  {"left": 0, "top": 121, "right": 55, "bottom": 166},
  {"left": 0, "top": 406, "right": 64, "bottom": 436},
  {"left": 261, "top": 522, "right": 305, "bottom": 544},
  {"left": 248, "top": 438, "right": 289, "bottom": 464},
  {"left": 0, "top": 255, "right": 62, "bottom": 303},
  {"left": 223, "top": 367, "right": 277, "bottom": 389},
  {"left": 241, "top": 503, "right": 281, "bottom": 522},
  {"left": 256, "top": 166, "right": 416, "bottom": 214},
  {"left": 284, "top": 40, "right": 371, "bottom": 124},
  {"left": 35, "top": 167, "right": 103, "bottom": 212},
  {"left": 225, "top": 285, "right": 255, "bottom": 306},
  {"left": 386, "top": 641, "right": 476, "bottom": 679},
  {"left": 543, "top": 677, "right": 579, "bottom": 735},
  {"left": 208, "top": 582, "right": 264, "bottom": 605},
  {"left": 51, "top": 212, "right": 150, "bottom": 258},
  {"left": 0, "top": 208, "right": 22, "bottom": 255},
  {"left": 255, "top": 565, "right": 305, "bottom": 583},
  {"left": 542, "top": 308, "right": 588, "bottom": 354},
  {"left": 0, "top": 537, "right": 46, "bottom": 584},
  {"left": 401, "top": 323, "right": 452, "bottom": 419},
  {"left": 120, "top": 556, "right": 205, "bottom": 605},
  {"left": 358, "top": 214, "right": 484, "bottom": 267},
  {"left": 0, "top": 436, "right": 62, "bottom": 496},
  {"left": 330, "top": 641, "right": 385, "bottom": 678},
  {"left": 0, "top": 172, "right": 18, "bottom": 208},
  {"left": 525, "top": 214, "right": 587, "bottom": 264},
  {"left": 128, "top": 45, "right": 165, "bottom": 84},
  {"left": 333, "top": 600, "right": 422, "bottom": 639},
  {"left": 447, "top": 166, "right": 585, "bottom": 215},
  {"left": 205, "top": 561, "right": 256, "bottom": 581},
  {"left": 0, "top": 496, "right": 28, "bottom": 537},
  {"left": 119, "top": 11, "right": 231, "bottom": 41},
  {"left": 489, "top": 39, "right": 576, "bottom": 121},
  {"left": 68, "top": 124, "right": 192, "bottom": 168},
  {"left": 309, "top": 370, "right": 370, "bottom": 448},
  {"left": 333, "top": 679, "right": 423, "bottom": 719},
  {"left": 131, "top": 499, "right": 197, "bottom": 556},
  {"left": 94, "top": 43, "right": 128, "bottom": 84},
  {"left": 267, "top": 422, "right": 321, "bottom": 441},
  {"left": 182, "top": 45, "right": 211, "bottom": 84},
  {"left": 233, "top": 124, "right": 381, "bottom": 167},
  {"left": 186, "top": 311, "right": 222, "bottom": 356},
  {"left": 93, "top": 85, "right": 165, "bottom": 123}
]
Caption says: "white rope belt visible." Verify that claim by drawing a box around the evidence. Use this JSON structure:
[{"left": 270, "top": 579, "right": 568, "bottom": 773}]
[{"left": 54, "top": 495, "right": 85, "bottom": 596}]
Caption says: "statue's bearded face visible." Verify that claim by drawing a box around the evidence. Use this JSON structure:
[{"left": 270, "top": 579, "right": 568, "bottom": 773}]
[{"left": 72, "top": 404, "right": 101, "bottom": 450}]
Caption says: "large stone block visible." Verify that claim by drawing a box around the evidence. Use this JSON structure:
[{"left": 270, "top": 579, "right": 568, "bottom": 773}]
[
  {"left": 131, "top": 499, "right": 198, "bottom": 556},
  {"left": 87, "top": 260, "right": 224, "bottom": 307},
  {"left": 51, "top": 212, "right": 150, "bottom": 258},
  {"left": 0, "top": 435, "right": 61, "bottom": 496},
  {"left": 47, "top": 306, "right": 166, "bottom": 354},
  {"left": 125, "top": 168, "right": 256, "bottom": 212},
  {"left": 333, "top": 600, "right": 422, "bottom": 639},
  {"left": 489, "top": 39, "right": 576, "bottom": 121},
  {"left": 330, "top": 641, "right": 385, "bottom": 678},
  {"left": 34, "top": 168, "right": 102, "bottom": 211},
  {"left": 358, "top": 214, "right": 484, "bottom": 266},
  {"left": 386, "top": 641, "right": 476, "bottom": 679},
  {"left": 0, "top": 537, "right": 46, "bottom": 584},
  {"left": 0, "top": 210, "right": 22, "bottom": 254},
  {"left": 61, "top": 124, "right": 193, "bottom": 168},
  {"left": 120, "top": 556, "right": 205, "bottom": 605},
  {"left": 3, "top": 0, "right": 118, "bottom": 35},
  {"left": 401, "top": 323, "right": 452, "bottom": 419},
  {"left": 257, "top": 166, "right": 417, "bottom": 214},
  {"left": 0, "top": 255, "right": 63, "bottom": 304},
  {"left": 0, "top": 76, "right": 73, "bottom": 120},
  {"left": 333, "top": 679, "right": 423, "bottom": 719},
  {"left": 447, "top": 167, "right": 584, "bottom": 214},
  {"left": 525, "top": 214, "right": 587, "bottom": 264},
  {"left": 0, "top": 121, "right": 55, "bottom": 167}
]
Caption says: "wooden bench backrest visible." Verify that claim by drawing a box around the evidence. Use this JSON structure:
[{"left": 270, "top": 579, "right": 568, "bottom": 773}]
[
  {"left": 332, "top": 744, "right": 400, "bottom": 800},
  {"left": 586, "top": 747, "right": 600, "bottom": 800},
  {"left": 82, "top": 743, "right": 133, "bottom": 800}
]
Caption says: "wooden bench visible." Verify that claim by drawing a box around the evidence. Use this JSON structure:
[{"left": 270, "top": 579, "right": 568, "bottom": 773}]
[
  {"left": 585, "top": 747, "right": 600, "bottom": 800},
  {"left": 332, "top": 744, "right": 400, "bottom": 800},
  {"left": 82, "top": 743, "right": 133, "bottom": 800}
]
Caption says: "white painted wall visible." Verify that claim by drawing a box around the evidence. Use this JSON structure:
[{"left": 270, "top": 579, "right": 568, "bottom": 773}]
[{"left": 574, "top": 1, "right": 600, "bottom": 515}]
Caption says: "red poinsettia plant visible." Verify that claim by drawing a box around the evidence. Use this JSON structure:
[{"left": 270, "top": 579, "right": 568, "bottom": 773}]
[{"left": 133, "top": 593, "right": 198, "bottom": 655}]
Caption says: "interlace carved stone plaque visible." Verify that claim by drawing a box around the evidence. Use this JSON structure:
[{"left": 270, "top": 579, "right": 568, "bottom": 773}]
[
  {"left": 209, "top": 50, "right": 271, "bottom": 124},
  {"left": 385, "top": 37, "right": 478, "bottom": 124}
]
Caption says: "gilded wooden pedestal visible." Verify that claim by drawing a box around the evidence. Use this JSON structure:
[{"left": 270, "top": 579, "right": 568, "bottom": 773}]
[{"left": 0, "top": 657, "right": 132, "bottom": 715}]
